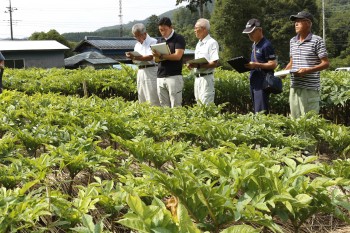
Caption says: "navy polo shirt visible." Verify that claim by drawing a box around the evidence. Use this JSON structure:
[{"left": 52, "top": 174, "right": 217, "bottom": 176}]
[{"left": 249, "top": 37, "right": 276, "bottom": 88}]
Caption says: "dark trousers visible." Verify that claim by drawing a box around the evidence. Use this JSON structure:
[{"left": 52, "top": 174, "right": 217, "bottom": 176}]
[
  {"left": 250, "top": 71, "right": 270, "bottom": 113},
  {"left": 250, "top": 87, "right": 270, "bottom": 113}
]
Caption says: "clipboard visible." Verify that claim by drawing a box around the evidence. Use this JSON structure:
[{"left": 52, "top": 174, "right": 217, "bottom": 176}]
[
  {"left": 227, "top": 56, "right": 250, "bottom": 73},
  {"left": 186, "top": 57, "right": 209, "bottom": 65},
  {"left": 125, "top": 51, "right": 153, "bottom": 65},
  {"left": 150, "top": 42, "right": 171, "bottom": 55}
]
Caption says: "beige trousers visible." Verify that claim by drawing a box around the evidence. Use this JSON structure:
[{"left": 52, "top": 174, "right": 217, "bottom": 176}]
[{"left": 157, "top": 75, "right": 184, "bottom": 108}]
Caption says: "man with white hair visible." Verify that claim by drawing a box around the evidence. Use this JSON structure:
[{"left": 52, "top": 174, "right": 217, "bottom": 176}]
[
  {"left": 188, "top": 18, "right": 219, "bottom": 105},
  {"left": 126, "top": 23, "right": 160, "bottom": 106}
]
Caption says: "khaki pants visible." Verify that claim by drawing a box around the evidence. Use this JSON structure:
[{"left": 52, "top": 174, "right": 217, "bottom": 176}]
[
  {"left": 157, "top": 75, "right": 183, "bottom": 108},
  {"left": 194, "top": 74, "right": 215, "bottom": 105},
  {"left": 137, "top": 67, "right": 160, "bottom": 106},
  {"left": 289, "top": 87, "right": 320, "bottom": 118}
]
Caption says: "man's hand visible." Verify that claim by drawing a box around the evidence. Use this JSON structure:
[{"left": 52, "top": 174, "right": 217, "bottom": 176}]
[
  {"left": 125, "top": 52, "right": 132, "bottom": 59},
  {"left": 294, "top": 68, "right": 310, "bottom": 77},
  {"left": 244, "top": 62, "right": 257, "bottom": 70}
]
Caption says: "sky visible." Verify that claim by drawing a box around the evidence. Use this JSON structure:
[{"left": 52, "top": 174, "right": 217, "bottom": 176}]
[{"left": 0, "top": 0, "right": 187, "bottom": 39}]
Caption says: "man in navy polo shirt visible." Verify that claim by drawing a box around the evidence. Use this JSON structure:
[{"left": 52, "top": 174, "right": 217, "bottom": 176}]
[
  {"left": 243, "top": 19, "right": 277, "bottom": 113},
  {"left": 152, "top": 17, "right": 186, "bottom": 108},
  {"left": 285, "top": 11, "right": 329, "bottom": 118}
]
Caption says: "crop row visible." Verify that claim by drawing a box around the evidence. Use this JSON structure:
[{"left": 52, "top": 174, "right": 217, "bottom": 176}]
[
  {"left": 3, "top": 67, "right": 350, "bottom": 125},
  {"left": 0, "top": 90, "right": 350, "bottom": 232}
]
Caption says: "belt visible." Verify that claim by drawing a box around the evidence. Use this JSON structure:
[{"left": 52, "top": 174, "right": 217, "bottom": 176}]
[
  {"left": 138, "top": 64, "right": 157, "bottom": 69},
  {"left": 195, "top": 72, "right": 213, "bottom": 77}
]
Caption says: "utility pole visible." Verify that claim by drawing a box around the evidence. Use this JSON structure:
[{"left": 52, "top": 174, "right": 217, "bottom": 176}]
[
  {"left": 322, "top": 0, "right": 326, "bottom": 42},
  {"left": 5, "top": 0, "right": 17, "bottom": 40},
  {"left": 119, "top": 0, "right": 123, "bottom": 37}
]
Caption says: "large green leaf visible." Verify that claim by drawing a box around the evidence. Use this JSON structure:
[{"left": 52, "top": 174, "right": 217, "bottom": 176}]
[{"left": 220, "top": 225, "right": 260, "bottom": 233}]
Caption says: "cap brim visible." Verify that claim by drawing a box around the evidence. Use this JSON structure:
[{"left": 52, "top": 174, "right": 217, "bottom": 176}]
[
  {"left": 242, "top": 26, "right": 256, "bottom": 34},
  {"left": 290, "top": 15, "right": 307, "bottom": 21}
]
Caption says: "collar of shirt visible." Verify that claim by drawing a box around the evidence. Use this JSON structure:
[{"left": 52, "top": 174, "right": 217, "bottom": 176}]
[
  {"left": 141, "top": 34, "right": 151, "bottom": 46},
  {"left": 164, "top": 29, "right": 175, "bottom": 41},
  {"left": 199, "top": 34, "right": 211, "bottom": 45},
  {"left": 253, "top": 36, "right": 266, "bottom": 48},
  {"left": 294, "top": 32, "right": 313, "bottom": 43}
]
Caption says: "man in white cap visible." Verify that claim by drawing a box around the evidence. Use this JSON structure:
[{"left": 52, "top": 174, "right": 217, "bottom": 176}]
[
  {"left": 243, "top": 18, "right": 277, "bottom": 114},
  {"left": 285, "top": 11, "right": 329, "bottom": 118}
]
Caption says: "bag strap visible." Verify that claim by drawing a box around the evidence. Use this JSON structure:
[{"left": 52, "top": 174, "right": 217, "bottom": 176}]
[
  {"left": 253, "top": 43, "right": 262, "bottom": 72},
  {"left": 253, "top": 43, "right": 258, "bottom": 62}
]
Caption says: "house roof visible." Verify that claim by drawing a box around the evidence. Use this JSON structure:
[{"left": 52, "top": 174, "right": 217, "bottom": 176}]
[
  {"left": 73, "top": 36, "right": 195, "bottom": 56},
  {"left": 64, "top": 51, "right": 118, "bottom": 68},
  {"left": 0, "top": 40, "right": 69, "bottom": 51},
  {"left": 74, "top": 36, "right": 137, "bottom": 52}
]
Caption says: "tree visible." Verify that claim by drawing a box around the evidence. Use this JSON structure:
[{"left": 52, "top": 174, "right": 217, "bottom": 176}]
[
  {"left": 210, "top": 0, "right": 321, "bottom": 67},
  {"left": 210, "top": 0, "right": 261, "bottom": 66},
  {"left": 29, "top": 29, "right": 74, "bottom": 57},
  {"left": 172, "top": 7, "right": 199, "bottom": 49},
  {"left": 262, "top": 0, "right": 321, "bottom": 65},
  {"left": 146, "top": 15, "right": 161, "bottom": 37},
  {"left": 176, "top": 0, "right": 212, "bottom": 18}
]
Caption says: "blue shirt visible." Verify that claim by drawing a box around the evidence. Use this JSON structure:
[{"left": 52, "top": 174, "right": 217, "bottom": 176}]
[{"left": 249, "top": 37, "right": 276, "bottom": 88}]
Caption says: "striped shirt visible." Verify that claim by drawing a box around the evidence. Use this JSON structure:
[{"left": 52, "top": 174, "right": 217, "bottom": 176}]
[{"left": 290, "top": 33, "right": 328, "bottom": 90}]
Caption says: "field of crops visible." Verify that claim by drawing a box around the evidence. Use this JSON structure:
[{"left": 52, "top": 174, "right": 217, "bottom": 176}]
[
  {"left": 3, "top": 67, "right": 350, "bottom": 125},
  {"left": 0, "top": 68, "right": 350, "bottom": 233}
]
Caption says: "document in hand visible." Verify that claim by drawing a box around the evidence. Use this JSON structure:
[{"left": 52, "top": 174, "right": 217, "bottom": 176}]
[
  {"left": 150, "top": 42, "right": 171, "bottom": 55},
  {"left": 274, "top": 70, "right": 291, "bottom": 77},
  {"left": 186, "top": 57, "right": 209, "bottom": 64},
  {"left": 126, "top": 51, "right": 153, "bottom": 65},
  {"left": 227, "top": 56, "right": 250, "bottom": 73},
  {"left": 126, "top": 51, "right": 142, "bottom": 56}
]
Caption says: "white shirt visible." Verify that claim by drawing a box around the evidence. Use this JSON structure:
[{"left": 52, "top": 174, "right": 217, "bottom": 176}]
[
  {"left": 134, "top": 34, "right": 157, "bottom": 65},
  {"left": 195, "top": 34, "right": 219, "bottom": 73}
]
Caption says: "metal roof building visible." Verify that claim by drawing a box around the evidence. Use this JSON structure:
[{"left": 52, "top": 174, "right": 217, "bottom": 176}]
[
  {"left": 74, "top": 36, "right": 137, "bottom": 62},
  {"left": 64, "top": 51, "right": 118, "bottom": 69},
  {"left": 0, "top": 40, "right": 69, "bottom": 68},
  {"left": 73, "top": 36, "right": 195, "bottom": 64}
]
